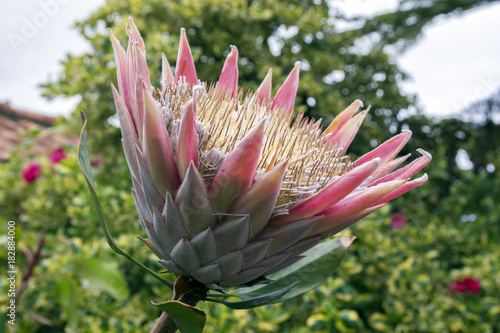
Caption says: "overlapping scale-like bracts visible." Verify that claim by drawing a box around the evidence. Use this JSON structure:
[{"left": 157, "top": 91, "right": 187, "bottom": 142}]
[{"left": 109, "top": 18, "right": 431, "bottom": 287}]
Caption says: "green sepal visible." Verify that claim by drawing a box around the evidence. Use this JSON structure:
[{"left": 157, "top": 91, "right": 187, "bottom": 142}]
[
  {"left": 223, "top": 236, "right": 356, "bottom": 305},
  {"left": 206, "top": 280, "right": 302, "bottom": 309},
  {"left": 77, "top": 112, "right": 173, "bottom": 288},
  {"left": 152, "top": 300, "right": 206, "bottom": 333}
]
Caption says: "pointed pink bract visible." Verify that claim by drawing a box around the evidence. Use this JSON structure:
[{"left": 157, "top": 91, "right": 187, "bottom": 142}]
[
  {"left": 330, "top": 109, "right": 368, "bottom": 149},
  {"left": 125, "top": 39, "right": 139, "bottom": 132},
  {"left": 108, "top": 29, "right": 132, "bottom": 118},
  {"left": 230, "top": 159, "right": 289, "bottom": 238},
  {"left": 255, "top": 68, "right": 272, "bottom": 104},
  {"left": 127, "top": 17, "right": 145, "bottom": 53},
  {"left": 309, "top": 180, "right": 405, "bottom": 235},
  {"left": 374, "top": 173, "right": 428, "bottom": 205},
  {"left": 325, "top": 100, "right": 363, "bottom": 135},
  {"left": 317, "top": 203, "right": 387, "bottom": 237},
  {"left": 371, "top": 149, "right": 431, "bottom": 186},
  {"left": 217, "top": 46, "right": 239, "bottom": 97},
  {"left": 111, "top": 84, "right": 140, "bottom": 179},
  {"left": 208, "top": 119, "right": 267, "bottom": 213},
  {"left": 175, "top": 28, "right": 197, "bottom": 84},
  {"left": 272, "top": 62, "right": 300, "bottom": 114},
  {"left": 177, "top": 97, "right": 199, "bottom": 181},
  {"left": 369, "top": 153, "right": 411, "bottom": 183},
  {"left": 272, "top": 158, "right": 380, "bottom": 226},
  {"left": 142, "top": 85, "right": 180, "bottom": 194},
  {"left": 161, "top": 52, "right": 175, "bottom": 91},
  {"left": 356, "top": 130, "right": 412, "bottom": 168}
]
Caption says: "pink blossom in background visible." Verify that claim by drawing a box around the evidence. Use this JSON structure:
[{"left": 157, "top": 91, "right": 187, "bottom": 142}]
[
  {"left": 90, "top": 155, "right": 103, "bottom": 168},
  {"left": 390, "top": 212, "right": 408, "bottom": 228},
  {"left": 22, "top": 163, "right": 42, "bottom": 183},
  {"left": 50, "top": 148, "right": 67, "bottom": 164},
  {"left": 450, "top": 277, "right": 481, "bottom": 293}
]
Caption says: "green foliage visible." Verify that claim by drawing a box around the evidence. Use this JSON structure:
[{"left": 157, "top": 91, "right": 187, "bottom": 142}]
[
  {"left": 0, "top": 131, "right": 173, "bottom": 332},
  {"left": 153, "top": 300, "right": 206, "bottom": 333}
]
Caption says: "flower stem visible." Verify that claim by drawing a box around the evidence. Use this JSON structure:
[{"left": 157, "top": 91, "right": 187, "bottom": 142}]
[
  {"left": 150, "top": 312, "right": 177, "bottom": 333},
  {"left": 150, "top": 278, "right": 208, "bottom": 333},
  {"left": 15, "top": 233, "right": 45, "bottom": 304}
]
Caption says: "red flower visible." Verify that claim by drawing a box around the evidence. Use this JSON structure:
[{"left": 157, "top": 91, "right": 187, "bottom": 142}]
[
  {"left": 50, "top": 148, "right": 67, "bottom": 164},
  {"left": 390, "top": 212, "right": 407, "bottom": 228},
  {"left": 22, "top": 163, "right": 42, "bottom": 183},
  {"left": 450, "top": 277, "right": 481, "bottom": 293}
]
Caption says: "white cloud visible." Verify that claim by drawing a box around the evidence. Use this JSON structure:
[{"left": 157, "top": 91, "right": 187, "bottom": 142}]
[
  {"left": 397, "top": 3, "right": 500, "bottom": 117},
  {"left": 0, "top": 0, "right": 105, "bottom": 116}
]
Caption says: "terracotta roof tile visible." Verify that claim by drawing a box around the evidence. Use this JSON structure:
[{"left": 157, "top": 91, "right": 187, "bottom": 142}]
[{"left": 0, "top": 102, "right": 78, "bottom": 161}]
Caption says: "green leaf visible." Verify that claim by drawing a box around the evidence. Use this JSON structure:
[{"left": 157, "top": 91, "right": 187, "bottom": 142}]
[
  {"left": 54, "top": 276, "right": 78, "bottom": 325},
  {"left": 75, "top": 257, "right": 130, "bottom": 301},
  {"left": 152, "top": 300, "right": 206, "bottom": 333},
  {"left": 77, "top": 112, "right": 173, "bottom": 288},
  {"left": 206, "top": 281, "right": 302, "bottom": 309},
  {"left": 229, "top": 236, "right": 356, "bottom": 304}
]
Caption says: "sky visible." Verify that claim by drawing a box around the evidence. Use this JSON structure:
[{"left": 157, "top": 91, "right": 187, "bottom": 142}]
[{"left": 1, "top": 0, "right": 499, "bottom": 118}]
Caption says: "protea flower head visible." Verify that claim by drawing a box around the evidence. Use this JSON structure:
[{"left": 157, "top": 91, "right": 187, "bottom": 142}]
[{"left": 109, "top": 18, "right": 430, "bottom": 288}]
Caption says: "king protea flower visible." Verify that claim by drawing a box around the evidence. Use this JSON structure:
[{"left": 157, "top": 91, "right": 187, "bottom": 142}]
[{"left": 109, "top": 18, "right": 430, "bottom": 288}]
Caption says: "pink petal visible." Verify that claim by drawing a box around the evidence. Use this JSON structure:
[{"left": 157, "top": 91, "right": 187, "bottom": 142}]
[
  {"left": 208, "top": 118, "right": 267, "bottom": 213},
  {"left": 371, "top": 149, "right": 431, "bottom": 186},
  {"left": 175, "top": 28, "right": 197, "bottom": 84},
  {"left": 369, "top": 153, "right": 410, "bottom": 183},
  {"left": 134, "top": 144, "right": 165, "bottom": 209},
  {"left": 401, "top": 149, "right": 432, "bottom": 178},
  {"left": 125, "top": 39, "right": 139, "bottom": 132},
  {"left": 111, "top": 84, "right": 139, "bottom": 141},
  {"left": 309, "top": 180, "right": 405, "bottom": 236},
  {"left": 254, "top": 68, "right": 272, "bottom": 104},
  {"left": 324, "top": 100, "right": 363, "bottom": 135},
  {"left": 108, "top": 29, "right": 134, "bottom": 120},
  {"left": 142, "top": 84, "right": 180, "bottom": 194},
  {"left": 356, "top": 130, "right": 412, "bottom": 168},
  {"left": 161, "top": 52, "right": 175, "bottom": 91},
  {"left": 133, "top": 44, "right": 151, "bottom": 142},
  {"left": 374, "top": 173, "right": 428, "bottom": 205},
  {"left": 330, "top": 109, "right": 368, "bottom": 149},
  {"left": 217, "top": 46, "right": 238, "bottom": 97},
  {"left": 134, "top": 43, "right": 151, "bottom": 91},
  {"left": 229, "top": 159, "right": 289, "bottom": 238},
  {"left": 272, "top": 62, "right": 300, "bottom": 115},
  {"left": 271, "top": 157, "right": 381, "bottom": 226},
  {"left": 111, "top": 84, "right": 139, "bottom": 179},
  {"left": 176, "top": 96, "right": 199, "bottom": 181},
  {"left": 127, "top": 17, "right": 144, "bottom": 53},
  {"left": 317, "top": 203, "right": 387, "bottom": 237}
]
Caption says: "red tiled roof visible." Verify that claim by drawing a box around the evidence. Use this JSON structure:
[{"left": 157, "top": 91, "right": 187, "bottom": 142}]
[{"left": 0, "top": 102, "right": 77, "bottom": 161}]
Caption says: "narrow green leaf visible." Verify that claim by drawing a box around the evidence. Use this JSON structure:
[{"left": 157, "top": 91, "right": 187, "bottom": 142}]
[
  {"left": 152, "top": 300, "right": 206, "bottom": 333},
  {"left": 206, "top": 281, "right": 302, "bottom": 309},
  {"left": 77, "top": 111, "right": 173, "bottom": 288},
  {"left": 230, "top": 236, "right": 356, "bottom": 304}
]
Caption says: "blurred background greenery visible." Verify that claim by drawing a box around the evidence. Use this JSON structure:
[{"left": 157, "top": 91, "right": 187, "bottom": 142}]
[{"left": 1, "top": 0, "right": 499, "bottom": 332}]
